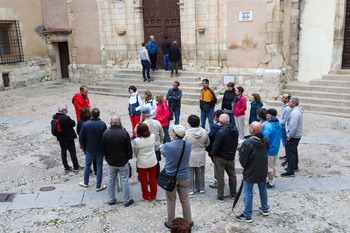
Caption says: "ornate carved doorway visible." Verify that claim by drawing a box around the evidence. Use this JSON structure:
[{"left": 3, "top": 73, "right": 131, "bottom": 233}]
[
  {"left": 143, "top": 0, "right": 182, "bottom": 69},
  {"left": 342, "top": 1, "right": 350, "bottom": 68}
]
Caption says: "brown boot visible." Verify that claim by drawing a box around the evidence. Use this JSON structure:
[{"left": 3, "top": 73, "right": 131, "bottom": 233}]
[
  {"left": 176, "top": 74, "right": 179, "bottom": 77},
  {"left": 170, "top": 74, "right": 174, "bottom": 77}
]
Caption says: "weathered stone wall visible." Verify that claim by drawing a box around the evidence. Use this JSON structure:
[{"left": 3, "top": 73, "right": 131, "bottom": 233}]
[
  {"left": 0, "top": 60, "right": 51, "bottom": 91},
  {"left": 298, "top": 0, "right": 336, "bottom": 81}
]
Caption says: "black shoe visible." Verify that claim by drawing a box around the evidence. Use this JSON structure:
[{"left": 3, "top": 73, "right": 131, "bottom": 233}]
[
  {"left": 124, "top": 199, "right": 134, "bottom": 207},
  {"left": 279, "top": 156, "right": 287, "bottom": 160},
  {"left": 73, "top": 166, "right": 84, "bottom": 171},
  {"left": 143, "top": 79, "right": 147, "bottom": 82},
  {"left": 281, "top": 172, "right": 295, "bottom": 177},
  {"left": 235, "top": 214, "right": 253, "bottom": 223},
  {"left": 190, "top": 222, "right": 194, "bottom": 228},
  {"left": 281, "top": 161, "right": 288, "bottom": 167},
  {"left": 107, "top": 200, "right": 116, "bottom": 205},
  {"left": 64, "top": 166, "right": 72, "bottom": 171}
]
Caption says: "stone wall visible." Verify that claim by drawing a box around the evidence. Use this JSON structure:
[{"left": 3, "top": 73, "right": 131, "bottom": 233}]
[{"left": 0, "top": 59, "right": 51, "bottom": 91}]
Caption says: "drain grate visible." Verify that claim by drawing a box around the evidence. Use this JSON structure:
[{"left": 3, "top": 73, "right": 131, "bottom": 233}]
[
  {"left": 0, "top": 193, "right": 16, "bottom": 202},
  {"left": 39, "top": 186, "right": 56, "bottom": 192}
]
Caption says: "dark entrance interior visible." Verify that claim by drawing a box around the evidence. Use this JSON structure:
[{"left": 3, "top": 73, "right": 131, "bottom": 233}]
[
  {"left": 143, "top": 0, "right": 182, "bottom": 69},
  {"left": 58, "top": 42, "right": 70, "bottom": 78},
  {"left": 342, "top": 1, "right": 350, "bottom": 68}
]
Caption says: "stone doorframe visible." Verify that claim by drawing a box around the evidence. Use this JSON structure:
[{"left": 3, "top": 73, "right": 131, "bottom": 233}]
[{"left": 330, "top": 0, "right": 347, "bottom": 73}]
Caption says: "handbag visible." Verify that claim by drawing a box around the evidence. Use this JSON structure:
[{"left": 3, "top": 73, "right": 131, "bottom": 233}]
[{"left": 157, "top": 141, "right": 186, "bottom": 192}]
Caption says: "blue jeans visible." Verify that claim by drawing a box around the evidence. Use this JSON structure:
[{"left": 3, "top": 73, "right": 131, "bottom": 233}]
[
  {"left": 227, "top": 112, "right": 236, "bottom": 127},
  {"left": 281, "top": 127, "right": 287, "bottom": 147},
  {"left": 286, "top": 137, "right": 300, "bottom": 173},
  {"left": 173, "top": 108, "right": 180, "bottom": 125},
  {"left": 163, "top": 54, "right": 171, "bottom": 70},
  {"left": 243, "top": 180, "right": 269, "bottom": 219},
  {"left": 200, "top": 108, "right": 214, "bottom": 131},
  {"left": 108, "top": 163, "right": 131, "bottom": 204},
  {"left": 84, "top": 152, "right": 104, "bottom": 189},
  {"left": 141, "top": 60, "right": 150, "bottom": 80}
]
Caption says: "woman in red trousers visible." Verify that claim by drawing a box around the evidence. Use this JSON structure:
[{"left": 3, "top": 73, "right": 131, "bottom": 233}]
[{"left": 132, "top": 123, "right": 157, "bottom": 201}]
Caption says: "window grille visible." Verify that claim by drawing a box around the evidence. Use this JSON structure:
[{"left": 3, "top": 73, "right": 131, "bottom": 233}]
[{"left": 0, "top": 20, "right": 24, "bottom": 64}]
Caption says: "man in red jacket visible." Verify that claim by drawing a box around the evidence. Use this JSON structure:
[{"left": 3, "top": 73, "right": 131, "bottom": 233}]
[{"left": 72, "top": 85, "right": 91, "bottom": 121}]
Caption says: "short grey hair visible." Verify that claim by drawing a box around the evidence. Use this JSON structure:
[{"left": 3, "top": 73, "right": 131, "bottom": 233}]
[
  {"left": 111, "top": 116, "right": 121, "bottom": 126},
  {"left": 58, "top": 104, "right": 67, "bottom": 112},
  {"left": 219, "top": 113, "right": 229, "bottom": 124},
  {"left": 143, "top": 113, "right": 151, "bottom": 118},
  {"left": 290, "top": 96, "right": 299, "bottom": 106},
  {"left": 173, "top": 41, "right": 177, "bottom": 45}
]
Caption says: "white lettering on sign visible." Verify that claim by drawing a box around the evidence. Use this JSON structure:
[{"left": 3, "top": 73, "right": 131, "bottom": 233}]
[{"left": 239, "top": 11, "right": 253, "bottom": 22}]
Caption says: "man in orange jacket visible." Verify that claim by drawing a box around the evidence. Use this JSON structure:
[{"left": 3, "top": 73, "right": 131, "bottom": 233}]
[{"left": 72, "top": 85, "right": 91, "bottom": 121}]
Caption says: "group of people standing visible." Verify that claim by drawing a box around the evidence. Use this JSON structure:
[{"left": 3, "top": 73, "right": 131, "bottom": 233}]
[
  {"left": 51, "top": 80, "right": 304, "bottom": 228},
  {"left": 140, "top": 35, "right": 181, "bottom": 82}
]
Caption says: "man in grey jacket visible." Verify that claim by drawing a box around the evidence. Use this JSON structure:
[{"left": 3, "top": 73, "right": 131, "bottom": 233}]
[
  {"left": 140, "top": 42, "right": 151, "bottom": 82},
  {"left": 280, "top": 92, "right": 292, "bottom": 162},
  {"left": 281, "top": 96, "right": 304, "bottom": 177}
]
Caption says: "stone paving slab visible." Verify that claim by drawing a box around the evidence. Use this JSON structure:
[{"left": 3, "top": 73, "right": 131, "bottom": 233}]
[
  {"left": 59, "top": 190, "right": 84, "bottom": 206},
  {"left": 34, "top": 191, "right": 62, "bottom": 209},
  {"left": 0, "top": 203, "right": 10, "bottom": 212},
  {"left": 7, "top": 193, "right": 38, "bottom": 210}
]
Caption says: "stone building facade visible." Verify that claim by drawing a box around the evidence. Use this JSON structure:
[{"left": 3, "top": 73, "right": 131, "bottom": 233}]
[
  {"left": 2, "top": 0, "right": 350, "bottom": 98},
  {"left": 0, "top": 0, "right": 51, "bottom": 91}
]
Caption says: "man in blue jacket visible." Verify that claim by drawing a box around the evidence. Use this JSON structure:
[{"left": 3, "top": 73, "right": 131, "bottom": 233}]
[
  {"left": 262, "top": 108, "right": 282, "bottom": 188},
  {"left": 161, "top": 124, "right": 193, "bottom": 230},
  {"left": 79, "top": 108, "right": 107, "bottom": 191},
  {"left": 147, "top": 35, "right": 158, "bottom": 71}
]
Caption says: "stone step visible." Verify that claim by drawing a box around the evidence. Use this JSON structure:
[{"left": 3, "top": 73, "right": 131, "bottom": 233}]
[
  {"left": 113, "top": 69, "right": 208, "bottom": 77},
  {"left": 110, "top": 73, "right": 203, "bottom": 81},
  {"left": 89, "top": 90, "right": 223, "bottom": 105},
  {"left": 285, "top": 83, "right": 350, "bottom": 93},
  {"left": 310, "top": 79, "right": 350, "bottom": 87},
  {"left": 322, "top": 74, "right": 350, "bottom": 81},
  {"left": 266, "top": 100, "right": 350, "bottom": 115},
  {"left": 101, "top": 78, "right": 202, "bottom": 87},
  {"left": 93, "top": 82, "right": 203, "bottom": 92},
  {"left": 282, "top": 89, "right": 350, "bottom": 100}
]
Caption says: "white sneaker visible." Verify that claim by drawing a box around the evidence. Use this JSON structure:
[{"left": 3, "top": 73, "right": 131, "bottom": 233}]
[
  {"left": 79, "top": 182, "right": 88, "bottom": 188},
  {"left": 96, "top": 185, "right": 107, "bottom": 192},
  {"left": 189, "top": 191, "right": 194, "bottom": 195}
]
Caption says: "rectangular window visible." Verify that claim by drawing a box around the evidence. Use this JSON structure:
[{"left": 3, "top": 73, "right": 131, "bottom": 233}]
[{"left": 0, "top": 20, "right": 24, "bottom": 64}]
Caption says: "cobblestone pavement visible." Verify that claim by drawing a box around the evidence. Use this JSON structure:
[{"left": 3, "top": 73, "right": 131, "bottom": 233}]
[{"left": 0, "top": 81, "right": 350, "bottom": 232}]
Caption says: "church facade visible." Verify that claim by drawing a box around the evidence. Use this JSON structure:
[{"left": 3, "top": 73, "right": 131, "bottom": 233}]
[{"left": 1, "top": 0, "right": 349, "bottom": 98}]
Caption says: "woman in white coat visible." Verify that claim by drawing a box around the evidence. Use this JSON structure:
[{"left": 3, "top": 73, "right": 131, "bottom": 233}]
[
  {"left": 183, "top": 115, "right": 210, "bottom": 195},
  {"left": 143, "top": 90, "right": 157, "bottom": 119}
]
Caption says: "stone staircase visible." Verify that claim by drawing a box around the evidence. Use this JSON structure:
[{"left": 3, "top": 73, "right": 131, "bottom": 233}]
[
  {"left": 88, "top": 69, "right": 223, "bottom": 105},
  {"left": 267, "top": 74, "right": 350, "bottom": 118}
]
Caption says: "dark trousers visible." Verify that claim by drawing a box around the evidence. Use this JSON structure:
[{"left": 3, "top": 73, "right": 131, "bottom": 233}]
[
  {"left": 286, "top": 137, "right": 300, "bottom": 174},
  {"left": 171, "top": 61, "right": 178, "bottom": 75},
  {"left": 150, "top": 52, "right": 157, "bottom": 70},
  {"left": 214, "top": 156, "right": 237, "bottom": 199},
  {"left": 59, "top": 140, "right": 79, "bottom": 169},
  {"left": 141, "top": 60, "right": 150, "bottom": 80}
]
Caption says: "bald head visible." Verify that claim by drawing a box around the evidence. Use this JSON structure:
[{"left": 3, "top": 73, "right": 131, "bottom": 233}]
[
  {"left": 249, "top": 121, "right": 262, "bottom": 134},
  {"left": 111, "top": 115, "right": 121, "bottom": 126},
  {"left": 219, "top": 113, "right": 230, "bottom": 125}
]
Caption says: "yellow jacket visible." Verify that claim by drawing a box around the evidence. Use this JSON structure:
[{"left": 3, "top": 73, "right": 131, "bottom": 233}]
[{"left": 200, "top": 87, "right": 217, "bottom": 103}]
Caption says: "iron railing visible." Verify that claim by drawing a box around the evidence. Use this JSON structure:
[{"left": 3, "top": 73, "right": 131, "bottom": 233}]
[{"left": 0, "top": 20, "right": 24, "bottom": 64}]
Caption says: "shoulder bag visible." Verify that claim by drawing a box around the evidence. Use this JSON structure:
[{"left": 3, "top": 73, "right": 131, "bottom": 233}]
[{"left": 157, "top": 141, "right": 186, "bottom": 192}]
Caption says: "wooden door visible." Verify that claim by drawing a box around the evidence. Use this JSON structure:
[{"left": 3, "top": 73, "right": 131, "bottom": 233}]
[
  {"left": 143, "top": 0, "right": 182, "bottom": 69},
  {"left": 58, "top": 42, "right": 70, "bottom": 78},
  {"left": 342, "top": 1, "right": 350, "bottom": 68}
]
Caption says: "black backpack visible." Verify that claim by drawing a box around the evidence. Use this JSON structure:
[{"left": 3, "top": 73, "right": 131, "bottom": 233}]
[{"left": 51, "top": 116, "right": 62, "bottom": 137}]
